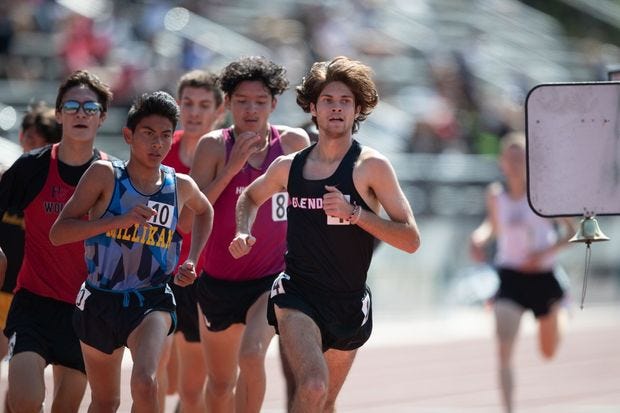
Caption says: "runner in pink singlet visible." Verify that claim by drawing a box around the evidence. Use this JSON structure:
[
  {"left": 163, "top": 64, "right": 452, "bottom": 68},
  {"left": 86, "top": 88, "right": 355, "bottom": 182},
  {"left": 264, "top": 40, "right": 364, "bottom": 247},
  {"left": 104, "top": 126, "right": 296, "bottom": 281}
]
[
  {"left": 200, "top": 125, "right": 289, "bottom": 281},
  {"left": 191, "top": 56, "right": 310, "bottom": 413}
]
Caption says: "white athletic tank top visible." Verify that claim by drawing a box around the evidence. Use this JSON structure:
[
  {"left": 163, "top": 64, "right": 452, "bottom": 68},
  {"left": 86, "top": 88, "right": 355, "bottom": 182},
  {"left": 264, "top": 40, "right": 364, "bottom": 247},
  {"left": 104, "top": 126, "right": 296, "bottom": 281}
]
[{"left": 494, "top": 190, "right": 557, "bottom": 270}]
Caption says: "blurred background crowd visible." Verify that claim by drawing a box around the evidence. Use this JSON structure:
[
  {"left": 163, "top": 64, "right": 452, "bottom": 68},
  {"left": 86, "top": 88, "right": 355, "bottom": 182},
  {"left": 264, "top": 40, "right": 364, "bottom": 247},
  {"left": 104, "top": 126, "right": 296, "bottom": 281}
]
[{"left": 2, "top": 0, "right": 620, "bottom": 318}]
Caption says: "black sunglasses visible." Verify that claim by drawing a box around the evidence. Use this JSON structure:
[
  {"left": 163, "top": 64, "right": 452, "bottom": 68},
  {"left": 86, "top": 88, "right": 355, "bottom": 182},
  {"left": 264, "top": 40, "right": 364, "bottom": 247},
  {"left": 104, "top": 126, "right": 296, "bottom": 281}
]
[{"left": 61, "top": 100, "right": 103, "bottom": 116}]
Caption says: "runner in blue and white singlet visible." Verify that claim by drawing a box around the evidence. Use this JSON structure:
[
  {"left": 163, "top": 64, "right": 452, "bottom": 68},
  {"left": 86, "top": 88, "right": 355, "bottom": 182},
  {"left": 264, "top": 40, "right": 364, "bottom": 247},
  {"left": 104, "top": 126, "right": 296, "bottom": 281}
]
[{"left": 85, "top": 160, "right": 182, "bottom": 291}]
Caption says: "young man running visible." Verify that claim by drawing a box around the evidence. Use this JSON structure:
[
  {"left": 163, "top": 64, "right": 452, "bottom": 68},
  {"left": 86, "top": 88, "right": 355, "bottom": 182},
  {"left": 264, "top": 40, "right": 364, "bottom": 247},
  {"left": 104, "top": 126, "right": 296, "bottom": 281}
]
[
  {"left": 50, "top": 91, "right": 213, "bottom": 413},
  {"left": 0, "top": 70, "right": 112, "bottom": 413},
  {"left": 230, "top": 56, "right": 421, "bottom": 412},
  {"left": 160, "top": 69, "right": 223, "bottom": 413},
  {"left": 191, "top": 56, "right": 309, "bottom": 412}
]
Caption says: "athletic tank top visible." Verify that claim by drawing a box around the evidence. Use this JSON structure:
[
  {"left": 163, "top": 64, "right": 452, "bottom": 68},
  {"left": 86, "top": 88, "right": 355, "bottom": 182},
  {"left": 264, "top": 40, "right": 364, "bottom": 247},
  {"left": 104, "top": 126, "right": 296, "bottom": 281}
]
[
  {"left": 495, "top": 190, "right": 557, "bottom": 270},
  {"left": 85, "top": 161, "right": 182, "bottom": 290},
  {"left": 201, "top": 125, "right": 287, "bottom": 281},
  {"left": 285, "top": 140, "right": 374, "bottom": 294},
  {"left": 162, "top": 130, "right": 193, "bottom": 271},
  {"left": 17, "top": 143, "right": 108, "bottom": 303}
]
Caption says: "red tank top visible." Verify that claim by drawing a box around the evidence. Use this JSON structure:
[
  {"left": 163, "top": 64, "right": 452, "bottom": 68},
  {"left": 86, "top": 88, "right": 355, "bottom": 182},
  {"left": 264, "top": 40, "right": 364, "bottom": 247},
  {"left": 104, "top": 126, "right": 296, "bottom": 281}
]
[
  {"left": 162, "top": 130, "right": 197, "bottom": 272},
  {"left": 17, "top": 143, "right": 106, "bottom": 303},
  {"left": 200, "top": 126, "right": 287, "bottom": 281}
]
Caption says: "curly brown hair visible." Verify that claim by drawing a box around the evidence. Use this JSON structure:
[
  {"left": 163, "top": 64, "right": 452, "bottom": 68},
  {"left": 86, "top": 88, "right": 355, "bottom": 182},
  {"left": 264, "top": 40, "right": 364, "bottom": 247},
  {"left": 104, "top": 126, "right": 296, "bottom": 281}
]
[
  {"left": 296, "top": 56, "right": 378, "bottom": 134},
  {"left": 219, "top": 56, "right": 289, "bottom": 97}
]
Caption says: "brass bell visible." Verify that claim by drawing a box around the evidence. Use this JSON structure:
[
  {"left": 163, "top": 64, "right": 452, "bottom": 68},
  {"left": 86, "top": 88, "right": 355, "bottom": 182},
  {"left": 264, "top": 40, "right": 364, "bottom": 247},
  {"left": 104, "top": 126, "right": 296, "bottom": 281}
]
[{"left": 569, "top": 216, "right": 610, "bottom": 244}]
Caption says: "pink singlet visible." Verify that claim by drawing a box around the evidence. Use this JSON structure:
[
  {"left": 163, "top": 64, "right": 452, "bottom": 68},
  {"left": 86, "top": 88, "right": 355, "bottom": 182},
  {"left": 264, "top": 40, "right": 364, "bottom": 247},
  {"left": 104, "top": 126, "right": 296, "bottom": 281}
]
[{"left": 200, "top": 126, "right": 287, "bottom": 281}]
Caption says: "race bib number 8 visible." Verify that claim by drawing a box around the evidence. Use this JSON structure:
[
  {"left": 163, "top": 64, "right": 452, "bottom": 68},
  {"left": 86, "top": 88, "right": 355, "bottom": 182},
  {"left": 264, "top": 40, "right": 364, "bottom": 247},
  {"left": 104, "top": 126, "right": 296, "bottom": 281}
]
[
  {"left": 147, "top": 201, "right": 175, "bottom": 228},
  {"left": 272, "top": 192, "right": 288, "bottom": 222}
]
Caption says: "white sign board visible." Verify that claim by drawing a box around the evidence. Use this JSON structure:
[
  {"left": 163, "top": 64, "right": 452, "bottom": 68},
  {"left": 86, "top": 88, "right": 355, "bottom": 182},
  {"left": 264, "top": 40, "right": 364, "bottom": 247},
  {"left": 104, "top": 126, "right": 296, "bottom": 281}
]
[{"left": 526, "top": 82, "right": 620, "bottom": 217}]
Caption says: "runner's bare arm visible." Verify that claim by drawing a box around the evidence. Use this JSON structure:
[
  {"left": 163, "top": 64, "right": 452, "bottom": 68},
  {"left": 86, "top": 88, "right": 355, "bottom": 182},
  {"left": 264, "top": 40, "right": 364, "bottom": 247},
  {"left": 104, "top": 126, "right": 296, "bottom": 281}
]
[
  {"left": 229, "top": 155, "right": 291, "bottom": 259},
  {"left": 174, "top": 173, "right": 213, "bottom": 286},
  {"left": 470, "top": 183, "right": 500, "bottom": 261},
  {"left": 49, "top": 162, "right": 155, "bottom": 245},
  {"left": 277, "top": 126, "right": 311, "bottom": 154},
  {"left": 352, "top": 152, "right": 420, "bottom": 253},
  {"left": 176, "top": 173, "right": 213, "bottom": 265}
]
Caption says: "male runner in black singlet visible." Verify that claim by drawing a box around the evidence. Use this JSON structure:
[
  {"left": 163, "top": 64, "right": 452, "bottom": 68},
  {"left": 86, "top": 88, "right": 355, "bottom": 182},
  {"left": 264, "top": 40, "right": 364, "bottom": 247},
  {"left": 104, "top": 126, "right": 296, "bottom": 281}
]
[{"left": 230, "top": 56, "right": 421, "bottom": 412}]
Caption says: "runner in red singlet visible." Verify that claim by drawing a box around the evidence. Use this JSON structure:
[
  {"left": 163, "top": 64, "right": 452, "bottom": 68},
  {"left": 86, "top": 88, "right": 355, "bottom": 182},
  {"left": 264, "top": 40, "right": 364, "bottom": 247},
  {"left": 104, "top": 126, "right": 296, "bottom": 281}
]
[
  {"left": 158, "top": 70, "right": 224, "bottom": 413},
  {"left": 0, "top": 70, "right": 113, "bottom": 413}
]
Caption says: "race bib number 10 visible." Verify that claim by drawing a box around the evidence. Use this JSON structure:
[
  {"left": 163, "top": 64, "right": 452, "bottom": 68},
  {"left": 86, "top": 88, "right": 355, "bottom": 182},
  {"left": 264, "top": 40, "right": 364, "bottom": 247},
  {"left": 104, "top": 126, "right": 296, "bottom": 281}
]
[{"left": 147, "top": 201, "right": 175, "bottom": 228}]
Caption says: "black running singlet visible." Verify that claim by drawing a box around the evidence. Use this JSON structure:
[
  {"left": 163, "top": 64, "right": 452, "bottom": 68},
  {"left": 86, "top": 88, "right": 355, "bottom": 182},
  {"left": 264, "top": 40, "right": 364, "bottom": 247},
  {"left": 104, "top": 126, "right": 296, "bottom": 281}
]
[{"left": 285, "top": 140, "right": 375, "bottom": 293}]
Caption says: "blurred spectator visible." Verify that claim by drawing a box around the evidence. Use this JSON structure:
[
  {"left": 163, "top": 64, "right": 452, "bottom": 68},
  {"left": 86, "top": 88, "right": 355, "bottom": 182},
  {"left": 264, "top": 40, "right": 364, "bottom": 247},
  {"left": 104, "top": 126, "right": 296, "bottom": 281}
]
[
  {"left": 58, "top": 14, "right": 111, "bottom": 74},
  {"left": 31, "top": 0, "right": 59, "bottom": 33},
  {"left": 407, "top": 51, "right": 511, "bottom": 155},
  {"left": 109, "top": 64, "right": 142, "bottom": 107},
  {"left": 0, "top": 5, "right": 14, "bottom": 56},
  {"left": 0, "top": 0, "right": 614, "bottom": 162},
  {"left": 293, "top": 3, "right": 355, "bottom": 61}
]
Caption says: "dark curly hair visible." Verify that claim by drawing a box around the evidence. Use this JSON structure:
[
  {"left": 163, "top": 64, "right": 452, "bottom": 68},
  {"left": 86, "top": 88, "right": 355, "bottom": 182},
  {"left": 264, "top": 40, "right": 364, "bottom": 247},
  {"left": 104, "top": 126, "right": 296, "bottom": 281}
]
[
  {"left": 55, "top": 70, "right": 113, "bottom": 113},
  {"left": 126, "top": 91, "right": 180, "bottom": 132},
  {"left": 296, "top": 56, "right": 379, "bottom": 134},
  {"left": 219, "top": 56, "right": 289, "bottom": 97}
]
